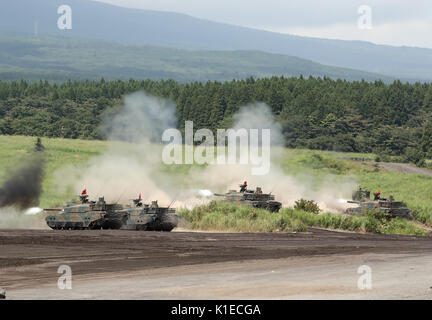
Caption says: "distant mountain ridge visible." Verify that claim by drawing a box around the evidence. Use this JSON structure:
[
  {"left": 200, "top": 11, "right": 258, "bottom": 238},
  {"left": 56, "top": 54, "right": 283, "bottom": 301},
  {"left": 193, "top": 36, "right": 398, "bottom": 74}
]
[
  {"left": 1, "top": 0, "right": 432, "bottom": 81},
  {"left": 0, "top": 35, "right": 395, "bottom": 82}
]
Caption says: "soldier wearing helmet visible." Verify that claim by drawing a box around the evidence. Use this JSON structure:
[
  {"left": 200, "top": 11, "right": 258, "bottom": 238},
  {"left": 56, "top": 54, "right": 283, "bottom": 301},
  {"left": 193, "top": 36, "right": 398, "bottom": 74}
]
[{"left": 239, "top": 181, "right": 247, "bottom": 193}]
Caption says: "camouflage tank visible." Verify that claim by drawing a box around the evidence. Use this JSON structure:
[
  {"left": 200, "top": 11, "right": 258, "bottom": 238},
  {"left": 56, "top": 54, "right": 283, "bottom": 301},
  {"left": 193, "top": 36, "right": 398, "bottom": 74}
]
[
  {"left": 45, "top": 191, "right": 125, "bottom": 230},
  {"left": 115, "top": 197, "right": 179, "bottom": 231},
  {"left": 45, "top": 191, "right": 179, "bottom": 231},
  {"left": 214, "top": 181, "right": 282, "bottom": 212},
  {"left": 345, "top": 187, "right": 412, "bottom": 219}
]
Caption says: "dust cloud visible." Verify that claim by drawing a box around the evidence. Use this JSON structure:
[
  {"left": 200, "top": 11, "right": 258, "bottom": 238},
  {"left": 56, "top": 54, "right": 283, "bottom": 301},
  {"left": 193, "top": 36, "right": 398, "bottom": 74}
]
[{"left": 55, "top": 92, "right": 357, "bottom": 212}]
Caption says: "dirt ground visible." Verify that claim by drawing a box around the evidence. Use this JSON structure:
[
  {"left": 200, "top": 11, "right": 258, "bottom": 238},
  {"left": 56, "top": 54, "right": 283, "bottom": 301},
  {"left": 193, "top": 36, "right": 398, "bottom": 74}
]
[
  {"left": 378, "top": 162, "right": 432, "bottom": 176},
  {"left": 1, "top": 228, "right": 432, "bottom": 299}
]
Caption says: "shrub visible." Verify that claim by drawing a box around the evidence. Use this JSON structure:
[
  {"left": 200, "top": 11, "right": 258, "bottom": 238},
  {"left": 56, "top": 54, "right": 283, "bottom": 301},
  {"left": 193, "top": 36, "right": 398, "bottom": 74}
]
[
  {"left": 293, "top": 199, "right": 321, "bottom": 214},
  {"left": 364, "top": 209, "right": 392, "bottom": 221}
]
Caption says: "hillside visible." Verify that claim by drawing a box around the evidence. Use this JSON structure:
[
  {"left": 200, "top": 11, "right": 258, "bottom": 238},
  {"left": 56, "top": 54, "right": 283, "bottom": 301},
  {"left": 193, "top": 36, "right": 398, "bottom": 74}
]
[
  {"left": 1, "top": 0, "right": 432, "bottom": 81},
  {"left": 0, "top": 35, "right": 394, "bottom": 82}
]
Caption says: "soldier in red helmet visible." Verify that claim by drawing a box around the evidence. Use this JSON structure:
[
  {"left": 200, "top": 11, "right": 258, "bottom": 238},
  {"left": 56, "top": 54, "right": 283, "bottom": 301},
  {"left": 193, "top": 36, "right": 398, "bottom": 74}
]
[
  {"left": 239, "top": 181, "right": 247, "bottom": 193},
  {"left": 374, "top": 189, "right": 381, "bottom": 200},
  {"left": 133, "top": 193, "right": 143, "bottom": 207},
  {"left": 79, "top": 189, "right": 89, "bottom": 203}
]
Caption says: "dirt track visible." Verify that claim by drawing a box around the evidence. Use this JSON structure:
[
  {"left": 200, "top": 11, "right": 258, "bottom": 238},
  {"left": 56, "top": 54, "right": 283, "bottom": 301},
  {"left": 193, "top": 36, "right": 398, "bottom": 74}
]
[
  {"left": 379, "top": 162, "right": 432, "bottom": 176},
  {"left": 1, "top": 228, "right": 432, "bottom": 299}
]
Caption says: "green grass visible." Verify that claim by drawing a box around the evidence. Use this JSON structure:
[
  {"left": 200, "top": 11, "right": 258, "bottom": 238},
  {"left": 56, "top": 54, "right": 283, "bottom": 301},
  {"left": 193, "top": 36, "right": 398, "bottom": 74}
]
[
  {"left": 0, "top": 135, "right": 107, "bottom": 207},
  {"left": 1, "top": 135, "right": 431, "bottom": 235},
  {"left": 178, "top": 201, "right": 308, "bottom": 233},
  {"left": 179, "top": 201, "right": 428, "bottom": 236}
]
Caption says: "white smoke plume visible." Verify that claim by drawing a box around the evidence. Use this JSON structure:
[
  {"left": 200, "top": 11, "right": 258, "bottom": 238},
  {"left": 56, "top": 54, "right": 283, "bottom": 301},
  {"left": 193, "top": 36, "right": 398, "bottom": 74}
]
[
  {"left": 102, "top": 92, "right": 177, "bottom": 144},
  {"left": 232, "top": 103, "right": 284, "bottom": 147},
  {"left": 55, "top": 92, "right": 357, "bottom": 212}
]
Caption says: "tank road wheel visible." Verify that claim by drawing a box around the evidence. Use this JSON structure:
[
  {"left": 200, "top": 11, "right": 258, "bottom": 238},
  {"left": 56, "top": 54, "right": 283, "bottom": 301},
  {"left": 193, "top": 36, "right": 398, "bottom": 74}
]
[
  {"left": 266, "top": 202, "right": 281, "bottom": 213},
  {"left": 158, "top": 215, "right": 179, "bottom": 232},
  {"left": 136, "top": 225, "right": 148, "bottom": 231}
]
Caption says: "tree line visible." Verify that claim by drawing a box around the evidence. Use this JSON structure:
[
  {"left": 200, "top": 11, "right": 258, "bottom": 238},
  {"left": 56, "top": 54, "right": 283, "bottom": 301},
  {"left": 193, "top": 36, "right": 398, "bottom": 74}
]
[{"left": 1, "top": 77, "right": 432, "bottom": 165}]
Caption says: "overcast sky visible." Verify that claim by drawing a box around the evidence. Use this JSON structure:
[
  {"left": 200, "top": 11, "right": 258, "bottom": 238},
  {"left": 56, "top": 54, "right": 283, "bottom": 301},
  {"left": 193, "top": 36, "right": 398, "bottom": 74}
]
[{"left": 94, "top": 0, "right": 432, "bottom": 49}]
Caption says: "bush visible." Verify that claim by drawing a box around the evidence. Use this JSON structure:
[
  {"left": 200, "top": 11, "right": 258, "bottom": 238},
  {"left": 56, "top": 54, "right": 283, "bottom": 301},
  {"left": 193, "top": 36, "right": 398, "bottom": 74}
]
[
  {"left": 293, "top": 199, "right": 321, "bottom": 214},
  {"left": 375, "top": 153, "right": 391, "bottom": 162},
  {"left": 416, "top": 158, "right": 426, "bottom": 168},
  {"left": 364, "top": 209, "right": 392, "bottom": 221},
  {"left": 403, "top": 147, "right": 425, "bottom": 166}
]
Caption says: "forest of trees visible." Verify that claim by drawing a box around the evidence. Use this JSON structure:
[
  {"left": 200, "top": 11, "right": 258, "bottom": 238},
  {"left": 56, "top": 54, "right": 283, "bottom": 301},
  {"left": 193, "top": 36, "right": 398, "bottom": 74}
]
[{"left": 0, "top": 76, "right": 432, "bottom": 165}]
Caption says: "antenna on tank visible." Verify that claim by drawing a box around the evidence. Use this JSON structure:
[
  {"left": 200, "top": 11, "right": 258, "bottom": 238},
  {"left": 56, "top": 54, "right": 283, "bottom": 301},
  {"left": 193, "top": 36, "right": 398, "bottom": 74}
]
[
  {"left": 167, "top": 192, "right": 180, "bottom": 209},
  {"left": 114, "top": 188, "right": 128, "bottom": 204}
]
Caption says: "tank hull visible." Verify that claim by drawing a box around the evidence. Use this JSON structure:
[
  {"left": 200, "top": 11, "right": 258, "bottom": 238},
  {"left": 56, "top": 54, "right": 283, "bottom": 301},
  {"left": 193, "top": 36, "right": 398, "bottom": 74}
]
[
  {"left": 345, "top": 200, "right": 412, "bottom": 220},
  {"left": 120, "top": 212, "right": 179, "bottom": 231},
  {"left": 46, "top": 214, "right": 179, "bottom": 231},
  {"left": 45, "top": 200, "right": 179, "bottom": 231}
]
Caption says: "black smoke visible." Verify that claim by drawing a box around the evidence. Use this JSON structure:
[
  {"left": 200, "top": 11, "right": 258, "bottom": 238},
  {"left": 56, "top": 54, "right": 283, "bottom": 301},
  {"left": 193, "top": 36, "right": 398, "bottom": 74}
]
[{"left": 0, "top": 154, "right": 45, "bottom": 209}]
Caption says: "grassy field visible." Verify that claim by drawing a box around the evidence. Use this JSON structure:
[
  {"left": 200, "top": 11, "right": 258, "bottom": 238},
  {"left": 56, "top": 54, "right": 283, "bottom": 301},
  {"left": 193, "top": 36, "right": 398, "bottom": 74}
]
[
  {"left": 0, "top": 135, "right": 107, "bottom": 208},
  {"left": 178, "top": 201, "right": 427, "bottom": 236},
  {"left": 1, "top": 135, "right": 431, "bottom": 234}
]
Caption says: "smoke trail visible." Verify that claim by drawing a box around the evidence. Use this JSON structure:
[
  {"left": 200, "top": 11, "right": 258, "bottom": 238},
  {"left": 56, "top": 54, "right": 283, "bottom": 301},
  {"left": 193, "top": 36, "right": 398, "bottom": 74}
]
[{"left": 0, "top": 154, "right": 45, "bottom": 210}]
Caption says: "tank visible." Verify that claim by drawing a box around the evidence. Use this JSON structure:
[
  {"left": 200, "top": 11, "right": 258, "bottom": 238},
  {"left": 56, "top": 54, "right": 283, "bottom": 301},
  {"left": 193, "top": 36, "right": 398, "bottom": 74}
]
[
  {"left": 45, "top": 191, "right": 179, "bottom": 231},
  {"left": 214, "top": 182, "right": 282, "bottom": 212},
  {"left": 346, "top": 188, "right": 412, "bottom": 220},
  {"left": 115, "top": 199, "right": 179, "bottom": 231}
]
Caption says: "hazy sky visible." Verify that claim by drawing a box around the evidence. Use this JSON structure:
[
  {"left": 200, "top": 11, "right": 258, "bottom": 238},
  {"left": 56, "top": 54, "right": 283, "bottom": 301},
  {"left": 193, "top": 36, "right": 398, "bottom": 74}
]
[{"left": 94, "top": 0, "right": 432, "bottom": 48}]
